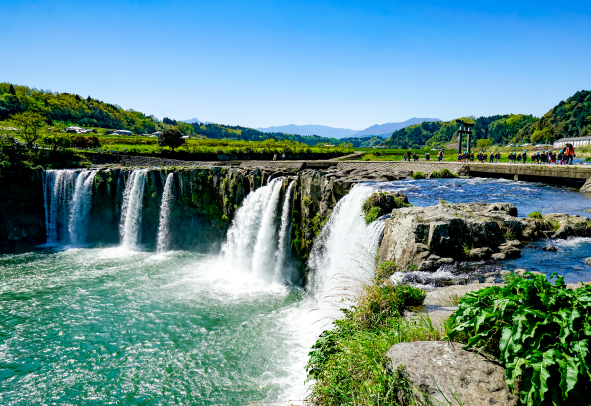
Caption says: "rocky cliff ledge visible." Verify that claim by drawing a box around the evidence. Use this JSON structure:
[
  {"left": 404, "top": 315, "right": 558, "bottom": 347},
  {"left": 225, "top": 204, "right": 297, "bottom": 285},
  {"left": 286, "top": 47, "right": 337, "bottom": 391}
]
[{"left": 378, "top": 201, "right": 591, "bottom": 271}]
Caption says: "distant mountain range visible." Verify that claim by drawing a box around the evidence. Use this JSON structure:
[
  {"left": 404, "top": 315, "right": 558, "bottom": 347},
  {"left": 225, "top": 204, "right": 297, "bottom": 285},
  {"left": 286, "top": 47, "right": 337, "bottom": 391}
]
[
  {"left": 353, "top": 118, "right": 441, "bottom": 137},
  {"left": 257, "top": 117, "right": 440, "bottom": 139},
  {"left": 256, "top": 124, "right": 358, "bottom": 139},
  {"left": 181, "top": 118, "right": 213, "bottom": 125}
]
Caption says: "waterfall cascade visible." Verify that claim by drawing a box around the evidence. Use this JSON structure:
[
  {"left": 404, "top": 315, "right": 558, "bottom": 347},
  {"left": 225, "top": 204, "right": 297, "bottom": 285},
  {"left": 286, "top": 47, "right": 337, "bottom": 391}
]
[
  {"left": 43, "top": 169, "right": 97, "bottom": 245},
  {"left": 68, "top": 171, "right": 98, "bottom": 245},
  {"left": 156, "top": 172, "right": 175, "bottom": 252},
  {"left": 274, "top": 180, "right": 295, "bottom": 284},
  {"left": 252, "top": 179, "right": 284, "bottom": 281},
  {"left": 222, "top": 177, "right": 286, "bottom": 280},
  {"left": 119, "top": 169, "right": 148, "bottom": 249},
  {"left": 308, "top": 183, "right": 385, "bottom": 305}
]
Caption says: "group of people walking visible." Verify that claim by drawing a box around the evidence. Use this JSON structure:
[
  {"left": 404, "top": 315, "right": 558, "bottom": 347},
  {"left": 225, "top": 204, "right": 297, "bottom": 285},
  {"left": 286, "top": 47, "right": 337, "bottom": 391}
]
[
  {"left": 507, "top": 144, "right": 576, "bottom": 165},
  {"left": 404, "top": 149, "right": 444, "bottom": 162},
  {"left": 454, "top": 143, "right": 576, "bottom": 165}
]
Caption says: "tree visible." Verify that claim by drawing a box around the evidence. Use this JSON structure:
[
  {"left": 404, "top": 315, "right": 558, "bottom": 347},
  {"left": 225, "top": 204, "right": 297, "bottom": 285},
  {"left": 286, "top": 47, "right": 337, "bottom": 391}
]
[
  {"left": 40, "top": 132, "right": 71, "bottom": 151},
  {"left": 158, "top": 127, "right": 185, "bottom": 151},
  {"left": 8, "top": 84, "right": 16, "bottom": 95},
  {"left": 476, "top": 138, "right": 493, "bottom": 151},
  {"left": 8, "top": 111, "right": 47, "bottom": 148}
]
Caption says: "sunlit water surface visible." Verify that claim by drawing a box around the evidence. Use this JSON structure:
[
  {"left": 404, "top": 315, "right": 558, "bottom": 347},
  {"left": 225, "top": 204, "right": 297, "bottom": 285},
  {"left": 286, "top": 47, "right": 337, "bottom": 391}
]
[{"left": 0, "top": 248, "right": 317, "bottom": 405}]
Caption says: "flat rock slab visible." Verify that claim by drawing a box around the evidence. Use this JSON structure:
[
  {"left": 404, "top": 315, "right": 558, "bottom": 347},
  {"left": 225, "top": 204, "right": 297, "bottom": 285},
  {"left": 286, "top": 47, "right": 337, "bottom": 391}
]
[
  {"left": 423, "top": 283, "right": 498, "bottom": 306},
  {"left": 386, "top": 341, "right": 518, "bottom": 406}
]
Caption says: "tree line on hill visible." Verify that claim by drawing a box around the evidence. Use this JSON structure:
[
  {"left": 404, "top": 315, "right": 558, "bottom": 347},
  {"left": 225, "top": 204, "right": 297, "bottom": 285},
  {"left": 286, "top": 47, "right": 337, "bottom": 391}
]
[
  {"left": 0, "top": 83, "right": 381, "bottom": 148},
  {"left": 385, "top": 90, "right": 591, "bottom": 149},
  {"left": 2, "top": 83, "right": 589, "bottom": 150}
]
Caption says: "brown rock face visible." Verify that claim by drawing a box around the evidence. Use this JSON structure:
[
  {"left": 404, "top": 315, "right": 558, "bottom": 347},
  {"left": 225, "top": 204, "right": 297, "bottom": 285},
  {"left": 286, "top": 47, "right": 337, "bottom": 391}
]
[{"left": 386, "top": 341, "right": 518, "bottom": 406}]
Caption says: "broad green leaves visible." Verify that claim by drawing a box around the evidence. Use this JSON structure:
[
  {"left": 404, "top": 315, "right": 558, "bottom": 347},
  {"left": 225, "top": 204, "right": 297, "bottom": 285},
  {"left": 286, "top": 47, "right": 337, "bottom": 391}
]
[{"left": 449, "top": 272, "right": 591, "bottom": 405}]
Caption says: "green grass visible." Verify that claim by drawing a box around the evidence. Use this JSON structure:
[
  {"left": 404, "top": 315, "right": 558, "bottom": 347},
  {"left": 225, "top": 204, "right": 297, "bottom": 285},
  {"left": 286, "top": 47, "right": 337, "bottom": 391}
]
[
  {"left": 306, "top": 282, "right": 448, "bottom": 406},
  {"left": 412, "top": 171, "right": 425, "bottom": 179}
]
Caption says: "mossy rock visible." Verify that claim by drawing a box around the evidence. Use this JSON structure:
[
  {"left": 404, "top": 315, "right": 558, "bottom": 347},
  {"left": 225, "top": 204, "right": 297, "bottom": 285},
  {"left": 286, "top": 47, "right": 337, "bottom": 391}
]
[{"left": 362, "top": 192, "right": 412, "bottom": 224}]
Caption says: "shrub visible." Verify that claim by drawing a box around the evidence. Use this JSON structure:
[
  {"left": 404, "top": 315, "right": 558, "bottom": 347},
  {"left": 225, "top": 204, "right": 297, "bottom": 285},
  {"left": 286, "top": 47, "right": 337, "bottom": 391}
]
[
  {"left": 364, "top": 206, "right": 382, "bottom": 225},
  {"left": 528, "top": 210, "right": 543, "bottom": 219},
  {"left": 430, "top": 168, "right": 458, "bottom": 178},
  {"left": 376, "top": 261, "right": 397, "bottom": 280},
  {"left": 448, "top": 272, "right": 591, "bottom": 406},
  {"left": 412, "top": 171, "right": 425, "bottom": 179}
]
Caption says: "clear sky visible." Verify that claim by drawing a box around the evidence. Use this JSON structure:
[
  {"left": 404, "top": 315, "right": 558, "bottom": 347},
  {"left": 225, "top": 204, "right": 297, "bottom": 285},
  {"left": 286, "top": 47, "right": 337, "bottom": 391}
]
[{"left": 1, "top": 0, "right": 590, "bottom": 130}]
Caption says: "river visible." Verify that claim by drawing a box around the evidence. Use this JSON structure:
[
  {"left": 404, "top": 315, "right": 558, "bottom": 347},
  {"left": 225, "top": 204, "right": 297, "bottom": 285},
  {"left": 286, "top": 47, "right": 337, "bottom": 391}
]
[{"left": 1, "top": 175, "right": 591, "bottom": 404}]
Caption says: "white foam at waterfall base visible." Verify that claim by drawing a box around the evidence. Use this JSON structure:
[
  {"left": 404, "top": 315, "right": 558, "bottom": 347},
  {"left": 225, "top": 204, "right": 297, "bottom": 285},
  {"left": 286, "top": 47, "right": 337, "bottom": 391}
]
[
  {"left": 274, "top": 180, "right": 296, "bottom": 284},
  {"left": 221, "top": 177, "right": 283, "bottom": 274},
  {"left": 119, "top": 169, "right": 148, "bottom": 249},
  {"left": 156, "top": 172, "right": 174, "bottom": 252}
]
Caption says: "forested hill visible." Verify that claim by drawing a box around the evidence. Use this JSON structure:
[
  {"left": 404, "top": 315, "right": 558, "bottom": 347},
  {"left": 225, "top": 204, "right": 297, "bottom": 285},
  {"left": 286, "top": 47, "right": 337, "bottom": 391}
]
[
  {"left": 0, "top": 83, "right": 159, "bottom": 134},
  {"left": 385, "top": 90, "right": 591, "bottom": 149},
  {"left": 0, "top": 82, "right": 380, "bottom": 147}
]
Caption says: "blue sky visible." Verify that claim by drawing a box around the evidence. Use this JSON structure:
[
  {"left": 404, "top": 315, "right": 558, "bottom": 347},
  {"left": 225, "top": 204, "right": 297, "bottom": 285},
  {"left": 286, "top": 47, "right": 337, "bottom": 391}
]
[{"left": 1, "top": 0, "right": 590, "bottom": 130}]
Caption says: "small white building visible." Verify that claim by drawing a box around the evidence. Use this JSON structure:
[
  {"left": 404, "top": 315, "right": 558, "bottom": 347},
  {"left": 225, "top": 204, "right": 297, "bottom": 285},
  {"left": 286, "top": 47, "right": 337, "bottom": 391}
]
[
  {"left": 112, "top": 130, "right": 133, "bottom": 136},
  {"left": 554, "top": 136, "right": 591, "bottom": 149},
  {"left": 65, "top": 126, "right": 89, "bottom": 134}
]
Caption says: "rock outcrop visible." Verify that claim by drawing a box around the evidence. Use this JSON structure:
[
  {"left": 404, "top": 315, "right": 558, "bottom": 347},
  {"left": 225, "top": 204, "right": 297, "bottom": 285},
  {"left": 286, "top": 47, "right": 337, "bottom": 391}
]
[
  {"left": 379, "top": 202, "right": 591, "bottom": 270},
  {"left": 386, "top": 341, "right": 518, "bottom": 406},
  {"left": 0, "top": 168, "right": 45, "bottom": 253}
]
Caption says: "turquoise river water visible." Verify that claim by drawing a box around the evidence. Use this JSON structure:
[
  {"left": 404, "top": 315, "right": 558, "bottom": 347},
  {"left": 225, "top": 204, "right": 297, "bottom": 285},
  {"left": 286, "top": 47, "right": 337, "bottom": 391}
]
[{"left": 3, "top": 177, "right": 591, "bottom": 405}]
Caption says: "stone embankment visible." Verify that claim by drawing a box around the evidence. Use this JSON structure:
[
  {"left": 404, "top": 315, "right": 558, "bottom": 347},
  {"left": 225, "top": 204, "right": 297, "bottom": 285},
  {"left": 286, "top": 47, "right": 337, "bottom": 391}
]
[{"left": 378, "top": 201, "right": 591, "bottom": 271}]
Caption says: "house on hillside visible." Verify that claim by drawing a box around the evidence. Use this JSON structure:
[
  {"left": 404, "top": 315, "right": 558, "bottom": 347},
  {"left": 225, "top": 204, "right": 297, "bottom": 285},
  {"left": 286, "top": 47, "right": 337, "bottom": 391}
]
[
  {"left": 112, "top": 130, "right": 133, "bottom": 136},
  {"left": 554, "top": 136, "right": 591, "bottom": 149}
]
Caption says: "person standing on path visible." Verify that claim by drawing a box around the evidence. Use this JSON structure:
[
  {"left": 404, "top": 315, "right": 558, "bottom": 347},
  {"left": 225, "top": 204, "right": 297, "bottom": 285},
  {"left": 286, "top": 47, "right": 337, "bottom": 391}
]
[
  {"left": 438, "top": 150, "right": 443, "bottom": 161},
  {"left": 273, "top": 153, "right": 277, "bottom": 161}
]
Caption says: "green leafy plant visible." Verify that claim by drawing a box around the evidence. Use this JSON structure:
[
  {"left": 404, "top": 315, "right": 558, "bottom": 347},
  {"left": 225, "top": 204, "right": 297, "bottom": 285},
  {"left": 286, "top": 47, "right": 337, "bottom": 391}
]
[
  {"left": 528, "top": 210, "right": 543, "bottom": 219},
  {"left": 364, "top": 206, "right": 382, "bottom": 225},
  {"left": 376, "top": 261, "right": 397, "bottom": 280},
  {"left": 462, "top": 243, "right": 472, "bottom": 257},
  {"left": 412, "top": 171, "right": 425, "bottom": 179},
  {"left": 504, "top": 229, "right": 516, "bottom": 241},
  {"left": 448, "top": 272, "right": 591, "bottom": 406}
]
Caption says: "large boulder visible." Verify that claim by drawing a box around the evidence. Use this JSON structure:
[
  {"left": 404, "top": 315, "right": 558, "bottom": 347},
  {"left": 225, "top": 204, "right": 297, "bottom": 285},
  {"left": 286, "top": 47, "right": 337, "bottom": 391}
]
[
  {"left": 378, "top": 202, "right": 519, "bottom": 270},
  {"left": 386, "top": 341, "right": 518, "bottom": 406},
  {"left": 378, "top": 202, "right": 591, "bottom": 270}
]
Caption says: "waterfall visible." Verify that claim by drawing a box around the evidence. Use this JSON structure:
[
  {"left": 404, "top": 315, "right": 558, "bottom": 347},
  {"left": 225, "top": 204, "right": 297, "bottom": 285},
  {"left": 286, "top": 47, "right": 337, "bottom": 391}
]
[
  {"left": 222, "top": 177, "right": 284, "bottom": 276},
  {"left": 308, "top": 183, "right": 385, "bottom": 305},
  {"left": 119, "top": 169, "right": 147, "bottom": 249},
  {"left": 252, "top": 179, "right": 284, "bottom": 281},
  {"left": 43, "top": 169, "right": 97, "bottom": 245},
  {"left": 68, "top": 171, "right": 98, "bottom": 245},
  {"left": 156, "top": 172, "right": 174, "bottom": 252},
  {"left": 274, "top": 180, "right": 295, "bottom": 284}
]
